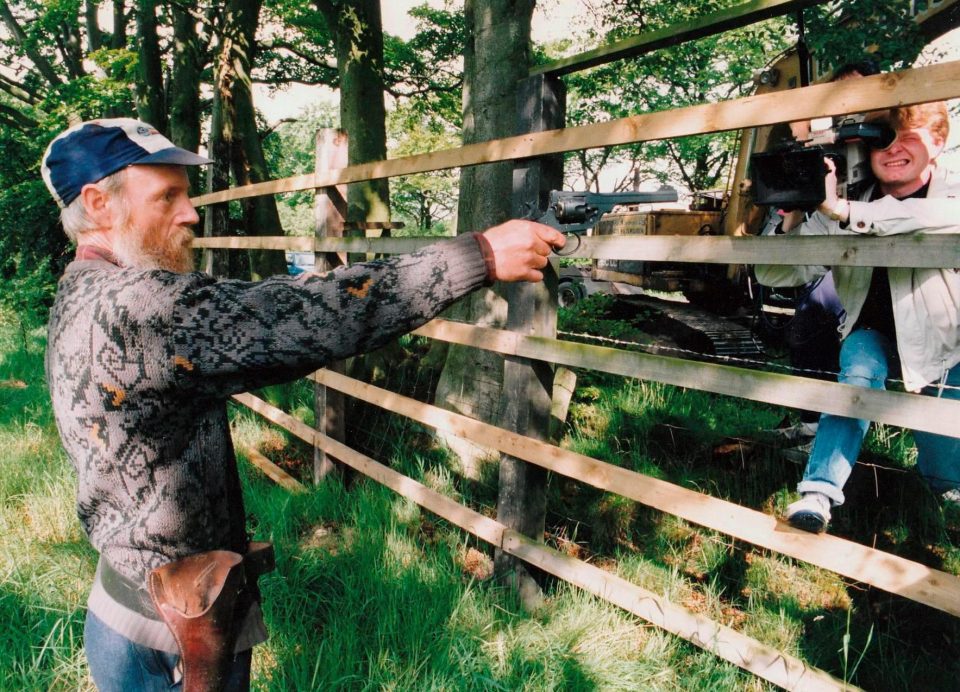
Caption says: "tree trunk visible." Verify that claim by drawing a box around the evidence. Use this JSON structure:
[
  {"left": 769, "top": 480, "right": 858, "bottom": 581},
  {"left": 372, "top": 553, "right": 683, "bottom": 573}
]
[
  {"left": 204, "top": 42, "right": 239, "bottom": 280},
  {"left": 432, "top": 0, "right": 536, "bottom": 474},
  {"left": 317, "top": 0, "right": 390, "bottom": 226},
  {"left": 111, "top": 0, "right": 128, "bottom": 50},
  {"left": 85, "top": 0, "right": 103, "bottom": 52},
  {"left": 135, "top": 0, "right": 167, "bottom": 132},
  {"left": 169, "top": 4, "right": 204, "bottom": 192},
  {"left": 214, "top": 0, "right": 288, "bottom": 279}
]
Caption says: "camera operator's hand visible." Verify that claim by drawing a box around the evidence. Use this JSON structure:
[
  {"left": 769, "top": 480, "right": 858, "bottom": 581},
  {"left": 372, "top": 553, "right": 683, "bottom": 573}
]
[{"left": 817, "top": 157, "right": 849, "bottom": 223}]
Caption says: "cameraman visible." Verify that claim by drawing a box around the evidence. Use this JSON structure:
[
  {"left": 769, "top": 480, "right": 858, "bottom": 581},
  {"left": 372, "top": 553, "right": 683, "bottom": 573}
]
[
  {"left": 755, "top": 101, "right": 960, "bottom": 533},
  {"left": 763, "top": 61, "right": 877, "bottom": 448}
]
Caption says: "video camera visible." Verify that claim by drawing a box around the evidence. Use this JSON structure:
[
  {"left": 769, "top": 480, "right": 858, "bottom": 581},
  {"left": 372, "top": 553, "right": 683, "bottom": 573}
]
[{"left": 749, "top": 115, "right": 895, "bottom": 211}]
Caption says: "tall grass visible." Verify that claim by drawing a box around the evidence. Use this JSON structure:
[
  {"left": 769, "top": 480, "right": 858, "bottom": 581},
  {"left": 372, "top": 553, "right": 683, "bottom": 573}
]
[{"left": 3, "top": 301, "right": 960, "bottom": 689}]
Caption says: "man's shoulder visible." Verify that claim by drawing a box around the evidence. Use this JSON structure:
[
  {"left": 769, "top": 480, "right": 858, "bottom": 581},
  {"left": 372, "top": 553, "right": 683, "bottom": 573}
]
[
  {"left": 55, "top": 264, "right": 214, "bottom": 321},
  {"left": 931, "top": 165, "right": 960, "bottom": 196}
]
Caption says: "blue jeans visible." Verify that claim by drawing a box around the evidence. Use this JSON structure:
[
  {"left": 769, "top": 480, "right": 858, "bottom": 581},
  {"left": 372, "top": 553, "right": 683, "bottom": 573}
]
[
  {"left": 84, "top": 610, "right": 252, "bottom": 691},
  {"left": 798, "top": 328, "right": 960, "bottom": 505}
]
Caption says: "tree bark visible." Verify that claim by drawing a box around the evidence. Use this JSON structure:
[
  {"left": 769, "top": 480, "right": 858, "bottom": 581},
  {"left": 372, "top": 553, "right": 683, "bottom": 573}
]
[
  {"left": 0, "top": 0, "right": 63, "bottom": 86},
  {"left": 316, "top": 0, "right": 390, "bottom": 225},
  {"left": 220, "top": 0, "right": 287, "bottom": 279},
  {"left": 432, "top": 0, "right": 536, "bottom": 473},
  {"left": 111, "top": 0, "right": 129, "bottom": 50},
  {"left": 169, "top": 3, "right": 204, "bottom": 191},
  {"left": 135, "top": 0, "right": 167, "bottom": 132},
  {"left": 85, "top": 0, "right": 103, "bottom": 52}
]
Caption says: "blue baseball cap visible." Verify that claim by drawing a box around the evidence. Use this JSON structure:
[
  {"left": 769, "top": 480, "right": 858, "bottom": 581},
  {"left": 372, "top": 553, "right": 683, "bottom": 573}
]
[{"left": 41, "top": 118, "right": 212, "bottom": 209}]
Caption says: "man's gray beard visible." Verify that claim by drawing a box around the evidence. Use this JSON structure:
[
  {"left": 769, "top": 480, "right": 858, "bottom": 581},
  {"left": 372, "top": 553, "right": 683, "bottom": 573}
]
[{"left": 112, "top": 223, "right": 195, "bottom": 273}]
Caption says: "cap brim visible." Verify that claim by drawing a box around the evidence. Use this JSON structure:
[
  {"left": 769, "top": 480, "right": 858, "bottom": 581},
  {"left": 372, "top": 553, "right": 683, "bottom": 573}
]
[{"left": 136, "top": 147, "right": 212, "bottom": 166}]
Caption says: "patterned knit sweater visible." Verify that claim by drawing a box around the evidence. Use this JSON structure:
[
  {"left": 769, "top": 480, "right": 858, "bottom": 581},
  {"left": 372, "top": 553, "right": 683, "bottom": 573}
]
[{"left": 46, "top": 234, "right": 487, "bottom": 590}]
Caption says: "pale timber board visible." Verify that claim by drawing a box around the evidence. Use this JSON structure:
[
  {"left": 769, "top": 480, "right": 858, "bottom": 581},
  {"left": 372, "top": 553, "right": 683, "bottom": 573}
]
[
  {"left": 413, "top": 319, "right": 960, "bottom": 439},
  {"left": 302, "top": 369, "right": 960, "bottom": 619},
  {"left": 232, "top": 392, "right": 854, "bottom": 690},
  {"left": 531, "top": 0, "right": 826, "bottom": 76},
  {"left": 233, "top": 394, "right": 507, "bottom": 547},
  {"left": 502, "top": 531, "right": 857, "bottom": 692},
  {"left": 192, "top": 61, "right": 960, "bottom": 207},
  {"left": 237, "top": 443, "right": 305, "bottom": 493},
  {"left": 192, "top": 233, "right": 960, "bottom": 269}
]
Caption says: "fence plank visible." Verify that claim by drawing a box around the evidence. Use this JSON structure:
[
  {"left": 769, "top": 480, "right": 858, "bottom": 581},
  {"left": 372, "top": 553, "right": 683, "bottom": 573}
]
[
  {"left": 413, "top": 319, "right": 960, "bottom": 439},
  {"left": 192, "top": 61, "right": 960, "bottom": 207},
  {"left": 233, "top": 391, "right": 855, "bottom": 691},
  {"left": 192, "top": 233, "right": 960, "bottom": 269},
  {"left": 237, "top": 443, "right": 305, "bottom": 493},
  {"left": 303, "top": 369, "right": 960, "bottom": 619},
  {"left": 531, "top": 0, "right": 825, "bottom": 77},
  {"left": 501, "top": 530, "right": 856, "bottom": 692}
]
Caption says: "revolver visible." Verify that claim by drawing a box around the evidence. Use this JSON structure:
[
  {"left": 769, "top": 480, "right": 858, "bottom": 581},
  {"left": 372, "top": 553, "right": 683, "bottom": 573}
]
[{"left": 534, "top": 186, "right": 679, "bottom": 235}]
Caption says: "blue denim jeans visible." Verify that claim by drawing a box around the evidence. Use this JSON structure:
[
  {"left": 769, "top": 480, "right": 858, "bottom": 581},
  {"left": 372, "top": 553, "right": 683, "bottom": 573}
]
[
  {"left": 798, "top": 328, "right": 960, "bottom": 505},
  {"left": 84, "top": 610, "right": 252, "bottom": 691}
]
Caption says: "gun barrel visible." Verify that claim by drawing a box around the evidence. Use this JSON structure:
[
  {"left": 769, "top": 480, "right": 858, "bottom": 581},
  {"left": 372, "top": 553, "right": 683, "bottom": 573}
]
[{"left": 584, "top": 188, "right": 679, "bottom": 206}]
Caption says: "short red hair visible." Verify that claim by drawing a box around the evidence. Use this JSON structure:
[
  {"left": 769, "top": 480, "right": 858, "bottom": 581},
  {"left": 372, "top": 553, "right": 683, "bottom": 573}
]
[{"left": 889, "top": 101, "right": 950, "bottom": 143}]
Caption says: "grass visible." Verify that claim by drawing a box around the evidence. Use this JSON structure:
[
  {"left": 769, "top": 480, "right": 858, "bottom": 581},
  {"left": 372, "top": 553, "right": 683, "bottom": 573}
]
[{"left": 2, "top": 298, "right": 960, "bottom": 689}]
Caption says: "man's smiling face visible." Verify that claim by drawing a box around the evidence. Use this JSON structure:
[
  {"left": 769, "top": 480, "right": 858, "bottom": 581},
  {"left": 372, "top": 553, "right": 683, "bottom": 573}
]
[{"left": 870, "top": 126, "right": 944, "bottom": 198}]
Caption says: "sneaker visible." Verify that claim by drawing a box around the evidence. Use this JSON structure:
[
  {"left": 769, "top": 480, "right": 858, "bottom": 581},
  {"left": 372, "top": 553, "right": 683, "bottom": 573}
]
[{"left": 785, "top": 492, "right": 832, "bottom": 533}]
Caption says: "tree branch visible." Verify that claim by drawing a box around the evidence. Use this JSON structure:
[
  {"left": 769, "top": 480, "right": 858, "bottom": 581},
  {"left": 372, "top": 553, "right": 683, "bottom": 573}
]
[
  {"left": 0, "top": 71, "right": 43, "bottom": 105},
  {"left": 0, "top": 0, "right": 63, "bottom": 86},
  {"left": 0, "top": 101, "right": 38, "bottom": 128},
  {"left": 259, "top": 38, "right": 337, "bottom": 71}
]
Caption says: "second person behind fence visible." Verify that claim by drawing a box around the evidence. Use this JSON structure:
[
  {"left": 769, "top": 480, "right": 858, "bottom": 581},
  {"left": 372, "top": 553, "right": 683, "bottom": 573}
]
[{"left": 754, "top": 101, "right": 960, "bottom": 534}]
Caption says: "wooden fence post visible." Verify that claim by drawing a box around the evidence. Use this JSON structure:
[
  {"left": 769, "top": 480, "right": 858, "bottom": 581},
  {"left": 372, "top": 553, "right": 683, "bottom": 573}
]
[
  {"left": 313, "top": 128, "right": 348, "bottom": 482},
  {"left": 201, "top": 137, "right": 231, "bottom": 277},
  {"left": 494, "top": 73, "right": 566, "bottom": 594}
]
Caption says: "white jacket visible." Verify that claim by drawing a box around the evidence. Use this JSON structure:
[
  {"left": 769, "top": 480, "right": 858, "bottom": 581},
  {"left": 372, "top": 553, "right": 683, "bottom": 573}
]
[{"left": 754, "top": 166, "right": 960, "bottom": 392}]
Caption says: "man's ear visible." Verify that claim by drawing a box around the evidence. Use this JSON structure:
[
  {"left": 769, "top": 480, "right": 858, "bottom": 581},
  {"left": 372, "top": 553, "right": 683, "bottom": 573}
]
[{"left": 78, "top": 183, "right": 113, "bottom": 228}]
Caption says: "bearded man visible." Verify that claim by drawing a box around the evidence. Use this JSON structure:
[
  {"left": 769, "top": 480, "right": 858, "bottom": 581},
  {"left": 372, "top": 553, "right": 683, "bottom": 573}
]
[{"left": 41, "top": 118, "right": 564, "bottom": 690}]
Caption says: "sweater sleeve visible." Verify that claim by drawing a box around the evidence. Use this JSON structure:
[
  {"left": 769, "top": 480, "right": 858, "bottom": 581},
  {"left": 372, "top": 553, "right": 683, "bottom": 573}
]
[{"left": 170, "top": 234, "right": 487, "bottom": 396}]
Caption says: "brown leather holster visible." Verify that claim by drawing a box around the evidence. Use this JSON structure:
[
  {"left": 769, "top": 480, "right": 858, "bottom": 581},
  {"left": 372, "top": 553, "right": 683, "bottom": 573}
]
[{"left": 147, "top": 542, "right": 275, "bottom": 692}]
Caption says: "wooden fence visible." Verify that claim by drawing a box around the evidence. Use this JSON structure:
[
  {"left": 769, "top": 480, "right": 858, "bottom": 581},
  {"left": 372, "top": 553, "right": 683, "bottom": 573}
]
[{"left": 190, "top": 6, "right": 960, "bottom": 689}]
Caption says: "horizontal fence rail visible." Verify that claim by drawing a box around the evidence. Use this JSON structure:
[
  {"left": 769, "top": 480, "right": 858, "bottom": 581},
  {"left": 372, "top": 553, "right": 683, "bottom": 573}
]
[
  {"left": 413, "top": 319, "right": 960, "bottom": 437},
  {"left": 234, "top": 391, "right": 858, "bottom": 691},
  {"left": 193, "top": 233, "right": 960, "bottom": 268},
  {"left": 299, "top": 369, "right": 960, "bottom": 619},
  {"left": 191, "top": 61, "right": 960, "bottom": 207}
]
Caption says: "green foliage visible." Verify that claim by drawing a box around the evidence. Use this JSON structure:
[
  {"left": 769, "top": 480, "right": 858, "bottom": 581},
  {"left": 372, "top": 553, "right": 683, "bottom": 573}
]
[
  {"left": 558, "top": 292, "right": 657, "bottom": 345},
  {"left": 0, "top": 253, "right": 56, "bottom": 344},
  {"left": 562, "top": 0, "right": 790, "bottom": 192},
  {"left": 262, "top": 103, "right": 340, "bottom": 235},
  {"left": 804, "top": 0, "right": 926, "bottom": 72},
  {"left": 0, "top": 178, "right": 65, "bottom": 334},
  {"left": 387, "top": 103, "right": 460, "bottom": 235}
]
